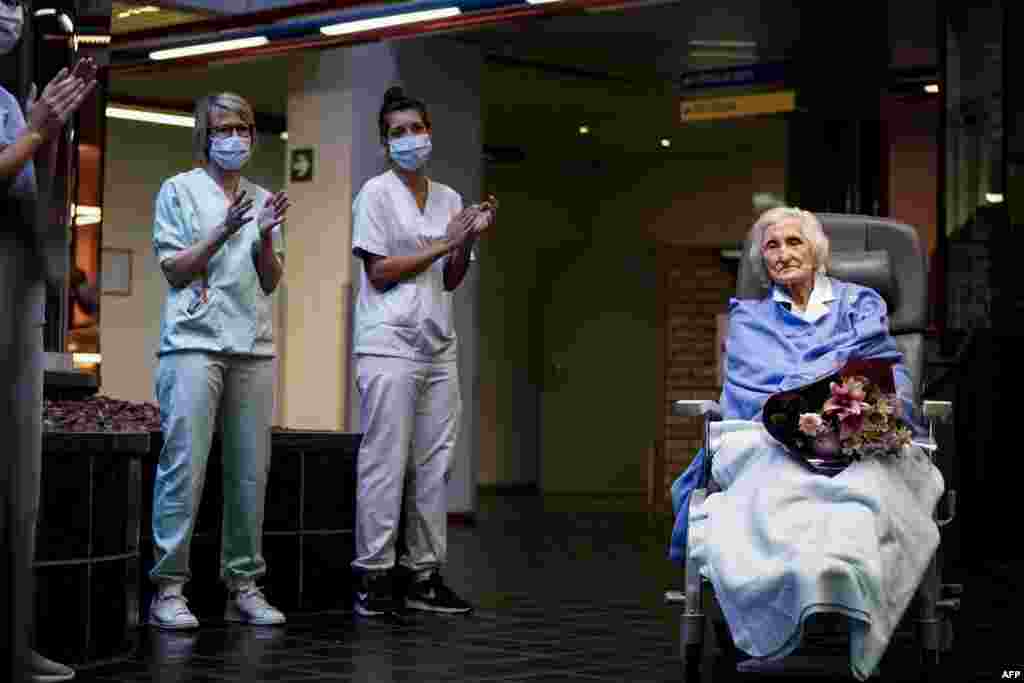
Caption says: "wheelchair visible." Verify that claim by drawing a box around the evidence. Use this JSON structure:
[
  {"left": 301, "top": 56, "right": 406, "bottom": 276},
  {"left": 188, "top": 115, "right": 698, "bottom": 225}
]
[{"left": 667, "top": 214, "right": 960, "bottom": 681}]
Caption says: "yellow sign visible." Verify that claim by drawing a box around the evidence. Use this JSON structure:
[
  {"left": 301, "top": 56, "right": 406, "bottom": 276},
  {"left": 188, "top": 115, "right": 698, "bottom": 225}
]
[{"left": 680, "top": 90, "right": 796, "bottom": 123}]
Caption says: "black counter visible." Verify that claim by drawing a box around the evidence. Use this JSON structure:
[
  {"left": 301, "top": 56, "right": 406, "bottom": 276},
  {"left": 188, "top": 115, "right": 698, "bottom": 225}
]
[
  {"left": 36, "top": 428, "right": 361, "bottom": 670},
  {"left": 35, "top": 431, "right": 150, "bottom": 668},
  {"left": 137, "top": 429, "right": 361, "bottom": 621}
]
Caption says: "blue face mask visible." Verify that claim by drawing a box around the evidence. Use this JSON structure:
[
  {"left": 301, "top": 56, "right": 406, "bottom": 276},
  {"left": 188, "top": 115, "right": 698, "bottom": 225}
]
[
  {"left": 209, "top": 135, "right": 252, "bottom": 171},
  {"left": 389, "top": 134, "right": 432, "bottom": 171}
]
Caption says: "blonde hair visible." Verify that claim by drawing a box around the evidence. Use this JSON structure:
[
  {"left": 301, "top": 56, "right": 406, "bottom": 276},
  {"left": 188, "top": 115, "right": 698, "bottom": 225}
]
[
  {"left": 747, "top": 207, "right": 830, "bottom": 287},
  {"left": 192, "top": 92, "right": 256, "bottom": 165}
]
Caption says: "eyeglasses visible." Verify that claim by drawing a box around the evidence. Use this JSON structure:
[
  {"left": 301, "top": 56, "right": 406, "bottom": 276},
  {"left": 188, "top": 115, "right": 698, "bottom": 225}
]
[{"left": 210, "top": 125, "right": 252, "bottom": 139}]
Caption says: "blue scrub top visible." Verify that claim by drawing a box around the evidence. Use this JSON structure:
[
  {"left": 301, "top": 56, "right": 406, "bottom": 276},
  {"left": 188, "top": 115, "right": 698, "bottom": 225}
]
[{"left": 153, "top": 169, "right": 284, "bottom": 358}]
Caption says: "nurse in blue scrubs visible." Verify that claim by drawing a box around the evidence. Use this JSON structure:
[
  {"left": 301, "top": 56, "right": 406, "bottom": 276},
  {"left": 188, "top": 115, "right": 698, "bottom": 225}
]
[
  {"left": 1, "top": 2, "right": 97, "bottom": 678},
  {"left": 148, "top": 92, "right": 289, "bottom": 631}
]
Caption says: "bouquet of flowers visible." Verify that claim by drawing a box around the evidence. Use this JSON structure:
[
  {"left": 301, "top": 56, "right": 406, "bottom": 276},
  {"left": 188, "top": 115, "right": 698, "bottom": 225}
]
[
  {"left": 763, "top": 358, "right": 913, "bottom": 475},
  {"left": 796, "top": 375, "right": 914, "bottom": 461}
]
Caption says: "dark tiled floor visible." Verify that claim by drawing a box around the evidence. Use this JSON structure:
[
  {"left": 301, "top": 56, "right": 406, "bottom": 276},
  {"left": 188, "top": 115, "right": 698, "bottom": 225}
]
[{"left": 73, "top": 494, "right": 1016, "bottom": 682}]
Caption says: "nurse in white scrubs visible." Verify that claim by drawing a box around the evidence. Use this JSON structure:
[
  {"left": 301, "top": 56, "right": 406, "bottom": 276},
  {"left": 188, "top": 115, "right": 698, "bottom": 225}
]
[
  {"left": 350, "top": 86, "right": 496, "bottom": 617},
  {"left": 148, "top": 92, "right": 289, "bottom": 630}
]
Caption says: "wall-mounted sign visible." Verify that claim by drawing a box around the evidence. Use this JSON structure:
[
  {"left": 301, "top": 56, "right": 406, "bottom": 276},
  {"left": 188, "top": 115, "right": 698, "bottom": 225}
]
[
  {"left": 679, "top": 61, "right": 789, "bottom": 92},
  {"left": 290, "top": 147, "right": 315, "bottom": 183},
  {"left": 680, "top": 90, "right": 797, "bottom": 123}
]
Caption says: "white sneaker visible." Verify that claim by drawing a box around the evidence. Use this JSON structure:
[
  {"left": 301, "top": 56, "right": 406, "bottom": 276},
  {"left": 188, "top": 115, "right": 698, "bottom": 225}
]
[
  {"left": 225, "top": 585, "right": 286, "bottom": 626},
  {"left": 30, "top": 650, "right": 75, "bottom": 682},
  {"left": 148, "top": 593, "right": 200, "bottom": 630}
]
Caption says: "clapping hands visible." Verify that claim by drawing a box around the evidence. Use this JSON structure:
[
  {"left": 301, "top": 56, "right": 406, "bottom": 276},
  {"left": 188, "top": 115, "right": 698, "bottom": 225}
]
[
  {"left": 258, "top": 191, "right": 290, "bottom": 240},
  {"left": 468, "top": 194, "right": 498, "bottom": 235},
  {"left": 26, "top": 57, "right": 98, "bottom": 143}
]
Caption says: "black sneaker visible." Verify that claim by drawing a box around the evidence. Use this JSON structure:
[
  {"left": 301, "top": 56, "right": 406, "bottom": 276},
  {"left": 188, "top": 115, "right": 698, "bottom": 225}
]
[
  {"left": 404, "top": 571, "right": 472, "bottom": 614},
  {"left": 354, "top": 571, "right": 398, "bottom": 617}
]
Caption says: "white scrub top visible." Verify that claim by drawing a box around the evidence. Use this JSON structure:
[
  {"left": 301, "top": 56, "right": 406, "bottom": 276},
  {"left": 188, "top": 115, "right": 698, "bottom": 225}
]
[
  {"left": 351, "top": 169, "right": 472, "bottom": 362},
  {"left": 153, "top": 168, "right": 284, "bottom": 357}
]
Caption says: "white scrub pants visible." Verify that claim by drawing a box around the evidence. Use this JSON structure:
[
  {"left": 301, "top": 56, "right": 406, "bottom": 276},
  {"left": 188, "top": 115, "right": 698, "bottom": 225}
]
[
  {"left": 352, "top": 355, "right": 461, "bottom": 573},
  {"left": 150, "top": 351, "right": 275, "bottom": 589}
]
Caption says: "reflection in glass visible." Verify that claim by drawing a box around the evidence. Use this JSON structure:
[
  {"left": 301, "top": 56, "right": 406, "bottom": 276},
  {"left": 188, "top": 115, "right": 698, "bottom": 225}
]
[{"left": 942, "top": 2, "right": 1003, "bottom": 332}]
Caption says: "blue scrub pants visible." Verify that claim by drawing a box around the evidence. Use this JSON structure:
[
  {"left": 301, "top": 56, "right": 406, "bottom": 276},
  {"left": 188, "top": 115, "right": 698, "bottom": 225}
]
[{"left": 150, "top": 351, "right": 275, "bottom": 589}]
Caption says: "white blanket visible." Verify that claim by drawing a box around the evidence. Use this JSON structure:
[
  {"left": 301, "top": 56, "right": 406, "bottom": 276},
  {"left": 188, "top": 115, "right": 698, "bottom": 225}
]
[{"left": 689, "top": 420, "right": 945, "bottom": 681}]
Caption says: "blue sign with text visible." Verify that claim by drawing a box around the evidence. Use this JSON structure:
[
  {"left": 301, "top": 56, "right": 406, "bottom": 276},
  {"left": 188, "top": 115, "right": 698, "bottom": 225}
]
[{"left": 679, "top": 61, "right": 789, "bottom": 91}]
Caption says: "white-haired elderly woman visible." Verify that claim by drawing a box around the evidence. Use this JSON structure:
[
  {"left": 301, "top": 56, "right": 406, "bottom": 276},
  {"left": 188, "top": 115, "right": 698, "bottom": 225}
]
[
  {"left": 149, "top": 92, "right": 290, "bottom": 630},
  {"left": 668, "top": 207, "right": 944, "bottom": 681}
]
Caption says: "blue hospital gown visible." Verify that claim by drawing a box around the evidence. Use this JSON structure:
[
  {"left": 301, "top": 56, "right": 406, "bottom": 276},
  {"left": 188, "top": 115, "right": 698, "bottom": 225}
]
[{"left": 669, "top": 278, "right": 921, "bottom": 562}]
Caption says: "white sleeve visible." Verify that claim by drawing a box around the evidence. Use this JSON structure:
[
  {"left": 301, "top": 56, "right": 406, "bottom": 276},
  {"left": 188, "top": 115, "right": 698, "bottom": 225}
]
[{"left": 352, "top": 187, "right": 392, "bottom": 258}]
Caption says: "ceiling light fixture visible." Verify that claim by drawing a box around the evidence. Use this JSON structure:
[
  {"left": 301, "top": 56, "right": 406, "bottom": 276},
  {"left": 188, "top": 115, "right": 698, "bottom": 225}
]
[
  {"left": 660, "top": 138, "right": 671, "bottom": 148},
  {"left": 924, "top": 83, "right": 939, "bottom": 93},
  {"left": 688, "top": 39, "right": 756, "bottom": 48},
  {"left": 986, "top": 193, "right": 1004, "bottom": 204},
  {"left": 320, "top": 7, "right": 461, "bottom": 36},
  {"left": 78, "top": 35, "right": 112, "bottom": 45},
  {"left": 106, "top": 106, "right": 195, "bottom": 128},
  {"left": 33, "top": 8, "right": 56, "bottom": 16},
  {"left": 689, "top": 50, "right": 758, "bottom": 60},
  {"left": 74, "top": 205, "right": 102, "bottom": 226},
  {"left": 280, "top": 131, "right": 289, "bottom": 141},
  {"left": 579, "top": 125, "right": 590, "bottom": 135},
  {"left": 149, "top": 36, "right": 269, "bottom": 61},
  {"left": 117, "top": 5, "right": 160, "bottom": 19}
]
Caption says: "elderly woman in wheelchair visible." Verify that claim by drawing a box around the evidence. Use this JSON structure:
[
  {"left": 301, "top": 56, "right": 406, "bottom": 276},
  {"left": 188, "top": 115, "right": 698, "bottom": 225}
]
[{"left": 668, "top": 207, "right": 950, "bottom": 681}]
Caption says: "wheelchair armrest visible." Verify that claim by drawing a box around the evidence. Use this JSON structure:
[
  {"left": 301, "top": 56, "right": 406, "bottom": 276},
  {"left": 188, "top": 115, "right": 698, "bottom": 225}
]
[
  {"left": 673, "top": 400, "right": 722, "bottom": 419},
  {"left": 922, "top": 400, "right": 953, "bottom": 422}
]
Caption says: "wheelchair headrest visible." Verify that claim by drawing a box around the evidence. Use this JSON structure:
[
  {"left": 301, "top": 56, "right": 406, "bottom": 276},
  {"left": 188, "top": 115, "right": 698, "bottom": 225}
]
[
  {"left": 736, "top": 213, "right": 928, "bottom": 334},
  {"left": 827, "top": 251, "right": 893, "bottom": 305}
]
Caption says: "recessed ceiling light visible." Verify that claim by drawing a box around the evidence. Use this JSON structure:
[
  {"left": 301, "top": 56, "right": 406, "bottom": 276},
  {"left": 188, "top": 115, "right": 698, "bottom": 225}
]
[
  {"left": 149, "top": 36, "right": 269, "bottom": 61},
  {"left": 280, "top": 131, "right": 289, "bottom": 141},
  {"left": 579, "top": 125, "right": 589, "bottom": 135},
  {"left": 660, "top": 138, "right": 671, "bottom": 148},
  {"left": 986, "top": 192, "right": 1004, "bottom": 203},
  {"left": 924, "top": 83, "right": 939, "bottom": 93},
  {"left": 320, "top": 7, "right": 461, "bottom": 36}
]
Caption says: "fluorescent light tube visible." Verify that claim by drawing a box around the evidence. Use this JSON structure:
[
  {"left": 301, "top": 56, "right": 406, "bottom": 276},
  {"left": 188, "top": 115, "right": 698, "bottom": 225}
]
[
  {"left": 34, "top": 8, "right": 56, "bottom": 16},
  {"left": 78, "top": 35, "right": 112, "bottom": 45},
  {"left": 689, "top": 39, "right": 756, "bottom": 48},
  {"left": 320, "top": 7, "right": 461, "bottom": 36},
  {"left": 106, "top": 106, "right": 195, "bottom": 128},
  {"left": 149, "top": 36, "right": 268, "bottom": 61}
]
